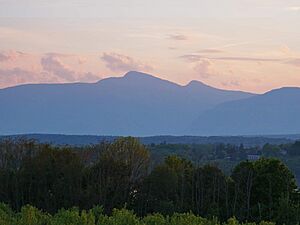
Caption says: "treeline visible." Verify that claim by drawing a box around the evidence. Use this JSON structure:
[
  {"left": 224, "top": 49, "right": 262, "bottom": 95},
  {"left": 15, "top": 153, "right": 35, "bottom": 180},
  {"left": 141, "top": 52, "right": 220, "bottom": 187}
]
[
  {"left": 0, "top": 204, "right": 275, "bottom": 225},
  {"left": 148, "top": 141, "right": 300, "bottom": 163},
  {"left": 148, "top": 141, "right": 300, "bottom": 185},
  {"left": 0, "top": 138, "right": 300, "bottom": 224}
]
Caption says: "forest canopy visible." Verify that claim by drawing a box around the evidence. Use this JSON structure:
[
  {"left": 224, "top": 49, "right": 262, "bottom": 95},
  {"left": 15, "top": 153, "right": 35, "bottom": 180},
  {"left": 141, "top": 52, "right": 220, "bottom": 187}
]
[{"left": 0, "top": 137, "right": 299, "bottom": 225}]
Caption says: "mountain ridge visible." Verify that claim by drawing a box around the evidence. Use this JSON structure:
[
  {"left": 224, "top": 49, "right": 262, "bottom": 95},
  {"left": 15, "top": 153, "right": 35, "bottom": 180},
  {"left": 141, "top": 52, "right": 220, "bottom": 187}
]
[
  {"left": 0, "top": 70, "right": 255, "bottom": 95},
  {"left": 0, "top": 71, "right": 254, "bottom": 136},
  {"left": 1, "top": 71, "right": 299, "bottom": 136},
  {"left": 192, "top": 86, "right": 300, "bottom": 135}
]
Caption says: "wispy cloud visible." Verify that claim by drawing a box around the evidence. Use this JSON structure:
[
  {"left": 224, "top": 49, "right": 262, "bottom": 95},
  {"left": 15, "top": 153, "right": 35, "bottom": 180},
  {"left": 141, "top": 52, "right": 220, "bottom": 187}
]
[
  {"left": 180, "top": 54, "right": 283, "bottom": 63},
  {"left": 168, "top": 47, "right": 178, "bottom": 50},
  {"left": 168, "top": 34, "right": 188, "bottom": 41},
  {"left": 286, "top": 58, "right": 300, "bottom": 67},
  {"left": 211, "top": 56, "right": 281, "bottom": 62},
  {"left": 197, "top": 49, "right": 224, "bottom": 54},
  {"left": 221, "top": 80, "right": 240, "bottom": 87},
  {"left": 101, "top": 52, "right": 153, "bottom": 72},
  {"left": 44, "top": 52, "right": 73, "bottom": 58},
  {"left": 181, "top": 54, "right": 300, "bottom": 68}
]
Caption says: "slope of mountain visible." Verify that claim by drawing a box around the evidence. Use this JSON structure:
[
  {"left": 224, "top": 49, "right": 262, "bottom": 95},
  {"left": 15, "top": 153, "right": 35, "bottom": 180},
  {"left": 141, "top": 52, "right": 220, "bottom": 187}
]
[
  {"left": 0, "top": 71, "right": 254, "bottom": 136},
  {"left": 191, "top": 87, "right": 300, "bottom": 135}
]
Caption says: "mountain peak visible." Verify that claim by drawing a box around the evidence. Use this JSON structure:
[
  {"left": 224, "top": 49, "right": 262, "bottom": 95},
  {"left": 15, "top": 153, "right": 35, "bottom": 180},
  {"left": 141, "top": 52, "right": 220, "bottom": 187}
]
[
  {"left": 186, "top": 80, "right": 207, "bottom": 87},
  {"left": 122, "top": 71, "right": 181, "bottom": 87},
  {"left": 124, "top": 71, "right": 154, "bottom": 79}
]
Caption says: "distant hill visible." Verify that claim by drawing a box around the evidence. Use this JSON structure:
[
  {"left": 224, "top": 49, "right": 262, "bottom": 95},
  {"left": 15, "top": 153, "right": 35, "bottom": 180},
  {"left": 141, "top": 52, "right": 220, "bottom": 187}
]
[
  {"left": 0, "top": 134, "right": 297, "bottom": 147},
  {"left": 192, "top": 87, "right": 300, "bottom": 135},
  {"left": 0, "top": 71, "right": 254, "bottom": 136}
]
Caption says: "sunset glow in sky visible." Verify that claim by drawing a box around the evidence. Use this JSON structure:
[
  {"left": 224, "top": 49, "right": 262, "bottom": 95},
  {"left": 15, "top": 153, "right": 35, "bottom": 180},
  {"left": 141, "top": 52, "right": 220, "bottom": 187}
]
[{"left": 0, "top": 0, "right": 300, "bottom": 93}]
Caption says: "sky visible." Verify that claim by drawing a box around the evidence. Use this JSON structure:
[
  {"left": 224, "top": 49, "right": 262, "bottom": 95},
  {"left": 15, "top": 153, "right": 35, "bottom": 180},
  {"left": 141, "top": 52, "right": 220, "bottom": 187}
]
[{"left": 0, "top": 0, "right": 300, "bottom": 93}]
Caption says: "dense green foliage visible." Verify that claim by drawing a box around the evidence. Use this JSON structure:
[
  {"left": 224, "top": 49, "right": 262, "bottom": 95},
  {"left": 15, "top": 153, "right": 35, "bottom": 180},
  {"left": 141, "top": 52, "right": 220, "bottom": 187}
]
[
  {"left": 0, "top": 203, "right": 276, "bottom": 225},
  {"left": 0, "top": 138, "right": 300, "bottom": 224}
]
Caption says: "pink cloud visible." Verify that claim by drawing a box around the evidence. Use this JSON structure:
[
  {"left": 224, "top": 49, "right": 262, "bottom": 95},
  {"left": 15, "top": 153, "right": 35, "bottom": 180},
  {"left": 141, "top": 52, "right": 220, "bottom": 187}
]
[
  {"left": 0, "top": 51, "right": 102, "bottom": 88},
  {"left": 41, "top": 54, "right": 101, "bottom": 82},
  {"left": 101, "top": 52, "right": 153, "bottom": 72},
  {"left": 0, "top": 67, "right": 59, "bottom": 88},
  {"left": 41, "top": 55, "right": 77, "bottom": 81},
  {"left": 0, "top": 50, "right": 24, "bottom": 62},
  {"left": 0, "top": 53, "right": 10, "bottom": 62},
  {"left": 193, "top": 58, "right": 214, "bottom": 79},
  {"left": 0, "top": 68, "right": 35, "bottom": 78}
]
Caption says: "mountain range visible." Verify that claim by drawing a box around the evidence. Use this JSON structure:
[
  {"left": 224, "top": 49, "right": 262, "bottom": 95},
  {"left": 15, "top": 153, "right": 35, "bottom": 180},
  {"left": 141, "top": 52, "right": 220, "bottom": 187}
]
[
  {"left": 192, "top": 87, "right": 300, "bottom": 135},
  {"left": 0, "top": 71, "right": 299, "bottom": 136}
]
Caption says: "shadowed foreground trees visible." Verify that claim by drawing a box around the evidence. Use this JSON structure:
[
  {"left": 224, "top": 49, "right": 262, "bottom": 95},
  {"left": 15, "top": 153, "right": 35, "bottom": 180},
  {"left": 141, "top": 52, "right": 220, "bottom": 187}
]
[
  {"left": 83, "top": 137, "right": 150, "bottom": 212},
  {"left": 0, "top": 137, "right": 299, "bottom": 224},
  {"left": 19, "top": 147, "right": 84, "bottom": 212}
]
